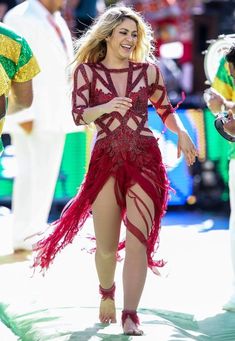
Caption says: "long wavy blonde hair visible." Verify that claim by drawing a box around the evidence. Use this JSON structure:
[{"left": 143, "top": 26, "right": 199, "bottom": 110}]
[{"left": 73, "top": 5, "right": 156, "bottom": 66}]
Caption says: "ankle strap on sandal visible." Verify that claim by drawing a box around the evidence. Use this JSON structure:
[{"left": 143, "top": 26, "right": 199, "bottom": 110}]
[
  {"left": 121, "top": 310, "right": 140, "bottom": 327},
  {"left": 99, "top": 282, "right": 115, "bottom": 300}
]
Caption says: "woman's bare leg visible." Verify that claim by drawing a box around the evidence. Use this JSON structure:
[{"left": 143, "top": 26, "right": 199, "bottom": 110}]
[
  {"left": 123, "top": 183, "right": 154, "bottom": 334},
  {"left": 92, "top": 177, "right": 121, "bottom": 323}
]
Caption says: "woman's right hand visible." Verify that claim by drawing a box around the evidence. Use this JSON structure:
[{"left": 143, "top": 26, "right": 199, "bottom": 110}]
[{"left": 103, "top": 97, "right": 132, "bottom": 114}]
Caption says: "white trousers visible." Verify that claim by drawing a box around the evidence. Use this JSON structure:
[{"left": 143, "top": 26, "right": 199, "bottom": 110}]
[
  {"left": 229, "top": 159, "right": 235, "bottom": 288},
  {"left": 11, "top": 129, "right": 65, "bottom": 247}
]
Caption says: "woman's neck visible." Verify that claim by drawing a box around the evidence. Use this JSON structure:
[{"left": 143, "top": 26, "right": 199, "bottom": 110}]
[{"left": 101, "top": 56, "right": 129, "bottom": 69}]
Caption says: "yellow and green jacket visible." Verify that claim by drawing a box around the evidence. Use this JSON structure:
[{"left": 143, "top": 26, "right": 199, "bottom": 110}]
[
  {"left": 212, "top": 57, "right": 235, "bottom": 159},
  {"left": 0, "top": 63, "right": 9, "bottom": 96},
  {"left": 0, "top": 63, "right": 9, "bottom": 153},
  {"left": 0, "top": 22, "right": 40, "bottom": 155}
]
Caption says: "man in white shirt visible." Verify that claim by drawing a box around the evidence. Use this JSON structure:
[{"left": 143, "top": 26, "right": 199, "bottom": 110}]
[{"left": 4, "top": 0, "right": 75, "bottom": 251}]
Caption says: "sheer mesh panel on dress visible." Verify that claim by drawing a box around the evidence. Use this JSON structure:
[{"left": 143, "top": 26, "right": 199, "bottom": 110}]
[{"left": 72, "top": 62, "right": 174, "bottom": 136}]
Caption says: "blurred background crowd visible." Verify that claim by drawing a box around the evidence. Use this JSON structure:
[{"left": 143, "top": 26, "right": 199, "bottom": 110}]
[{"left": 0, "top": 0, "right": 235, "bottom": 217}]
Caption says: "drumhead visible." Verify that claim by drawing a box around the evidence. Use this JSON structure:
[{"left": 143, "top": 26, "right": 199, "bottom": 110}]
[
  {"left": 214, "top": 117, "right": 235, "bottom": 142},
  {"left": 204, "top": 36, "right": 235, "bottom": 84}
]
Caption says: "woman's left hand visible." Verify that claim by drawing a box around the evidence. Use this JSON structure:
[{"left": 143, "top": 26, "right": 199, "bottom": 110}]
[{"left": 177, "top": 130, "right": 198, "bottom": 166}]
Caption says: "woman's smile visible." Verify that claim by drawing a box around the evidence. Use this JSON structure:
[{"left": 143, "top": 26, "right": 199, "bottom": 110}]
[{"left": 105, "top": 18, "right": 138, "bottom": 61}]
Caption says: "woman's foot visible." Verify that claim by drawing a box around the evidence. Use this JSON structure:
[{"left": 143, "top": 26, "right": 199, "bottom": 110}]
[
  {"left": 122, "top": 310, "right": 144, "bottom": 336},
  {"left": 99, "top": 283, "right": 116, "bottom": 323},
  {"left": 99, "top": 297, "right": 116, "bottom": 323}
]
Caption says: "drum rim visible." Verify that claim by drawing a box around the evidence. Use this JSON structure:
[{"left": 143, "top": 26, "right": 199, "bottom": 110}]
[
  {"left": 214, "top": 117, "right": 235, "bottom": 142},
  {"left": 204, "top": 36, "right": 235, "bottom": 84}
]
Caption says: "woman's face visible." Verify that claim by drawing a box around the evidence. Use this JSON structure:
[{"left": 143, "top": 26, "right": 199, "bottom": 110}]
[{"left": 106, "top": 18, "right": 138, "bottom": 61}]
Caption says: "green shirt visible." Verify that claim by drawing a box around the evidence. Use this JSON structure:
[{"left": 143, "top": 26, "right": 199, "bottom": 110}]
[
  {"left": 0, "top": 64, "right": 9, "bottom": 153},
  {"left": 0, "top": 23, "right": 40, "bottom": 155},
  {"left": 212, "top": 57, "right": 235, "bottom": 160}
]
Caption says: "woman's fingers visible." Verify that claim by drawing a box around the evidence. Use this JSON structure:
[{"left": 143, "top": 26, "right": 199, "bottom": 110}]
[
  {"left": 178, "top": 131, "right": 198, "bottom": 166},
  {"left": 179, "top": 143, "right": 198, "bottom": 166},
  {"left": 185, "top": 147, "right": 198, "bottom": 165},
  {"left": 114, "top": 97, "right": 132, "bottom": 109}
]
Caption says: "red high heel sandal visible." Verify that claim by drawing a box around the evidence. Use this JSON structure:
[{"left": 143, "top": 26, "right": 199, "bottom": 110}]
[{"left": 122, "top": 310, "right": 144, "bottom": 336}]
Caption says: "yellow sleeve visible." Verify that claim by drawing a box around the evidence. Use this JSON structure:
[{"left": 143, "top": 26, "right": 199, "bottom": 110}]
[{"left": 0, "top": 63, "right": 10, "bottom": 95}]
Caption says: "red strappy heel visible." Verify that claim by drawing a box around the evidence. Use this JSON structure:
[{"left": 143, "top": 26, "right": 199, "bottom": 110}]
[
  {"left": 122, "top": 310, "right": 144, "bottom": 336},
  {"left": 99, "top": 283, "right": 116, "bottom": 324}
]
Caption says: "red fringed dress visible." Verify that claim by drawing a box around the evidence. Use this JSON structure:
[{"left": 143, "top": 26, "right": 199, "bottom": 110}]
[{"left": 33, "top": 61, "right": 175, "bottom": 273}]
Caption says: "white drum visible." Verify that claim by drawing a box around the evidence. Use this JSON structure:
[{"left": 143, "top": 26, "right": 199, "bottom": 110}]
[
  {"left": 203, "top": 34, "right": 235, "bottom": 142},
  {"left": 204, "top": 34, "right": 235, "bottom": 84}
]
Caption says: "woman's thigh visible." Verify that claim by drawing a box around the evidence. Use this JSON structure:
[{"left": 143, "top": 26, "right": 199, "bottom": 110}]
[
  {"left": 125, "top": 183, "right": 155, "bottom": 246},
  {"left": 92, "top": 177, "right": 122, "bottom": 253}
]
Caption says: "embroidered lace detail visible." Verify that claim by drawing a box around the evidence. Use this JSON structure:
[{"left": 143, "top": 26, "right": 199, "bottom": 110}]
[
  {"left": 96, "top": 128, "right": 155, "bottom": 170},
  {"left": 72, "top": 61, "right": 174, "bottom": 130}
]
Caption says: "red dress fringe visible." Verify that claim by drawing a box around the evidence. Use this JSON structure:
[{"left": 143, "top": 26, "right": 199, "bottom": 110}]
[{"left": 33, "top": 130, "right": 170, "bottom": 274}]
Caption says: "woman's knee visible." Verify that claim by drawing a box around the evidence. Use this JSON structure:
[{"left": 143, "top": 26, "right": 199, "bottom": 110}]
[
  {"left": 96, "top": 247, "right": 117, "bottom": 260},
  {"left": 125, "top": 234, "right": 147, "bottom": 256}
]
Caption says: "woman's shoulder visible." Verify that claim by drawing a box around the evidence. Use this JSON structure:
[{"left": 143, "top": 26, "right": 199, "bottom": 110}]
[
  {"left": 73, "top": 63, "right": 94, "bottom": 81},
  {"left": 75, "top": 62, "right": 94, "bottom": 68},
  {"left": 74, "top": 62, "right": 98, "bottom": 73},
  {"left": 146, "top": 63, "right": 160, "bottom": 82},
  {"left": 75, "top": 62, "right": 103, "bottom": 74}
]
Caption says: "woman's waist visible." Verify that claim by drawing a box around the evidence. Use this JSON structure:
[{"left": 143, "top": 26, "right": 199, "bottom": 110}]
[
  {"left": 96, "top": 125, "right": 153, "bottom": 139},
  {"left": 94, "top": 128, "right": 156, "bottom": 151}
]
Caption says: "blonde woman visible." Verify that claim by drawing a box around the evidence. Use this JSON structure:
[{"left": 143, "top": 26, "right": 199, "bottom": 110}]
[{"left": 34, "top": 6, "right": 197, "bottom": 335}]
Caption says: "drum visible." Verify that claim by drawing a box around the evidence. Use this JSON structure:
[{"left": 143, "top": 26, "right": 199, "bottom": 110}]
[
  {"left": 214, "top": 113, "right": 235, "bottom": 142},
  {"left": 204, "top": 34, "right": 235, "bottom": 84},
  {"left": 203, "top": 34, "right": 235, "bottom": 142}
]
